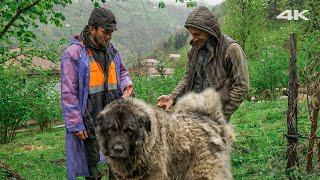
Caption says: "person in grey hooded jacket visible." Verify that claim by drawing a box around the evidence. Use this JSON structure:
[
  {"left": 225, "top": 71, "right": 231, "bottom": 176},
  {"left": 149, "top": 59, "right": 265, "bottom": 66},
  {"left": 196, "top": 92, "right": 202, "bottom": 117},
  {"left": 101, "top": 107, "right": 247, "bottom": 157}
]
[{"left": 157, "top": 6, "right": 249, "bottom": 122}]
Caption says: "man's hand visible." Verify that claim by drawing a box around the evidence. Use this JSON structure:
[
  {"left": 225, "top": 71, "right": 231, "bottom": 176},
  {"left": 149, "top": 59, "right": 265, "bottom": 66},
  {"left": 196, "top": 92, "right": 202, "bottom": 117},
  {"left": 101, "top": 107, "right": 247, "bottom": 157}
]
[
  {"left": 123, "top": 84, "right": 133, "bottom": 97},
  {"left": 156, "top": 95, "right": 174, "bottom": 111},
  {"left": 75, "top": 130, "right": 88, "bottom": 140}
]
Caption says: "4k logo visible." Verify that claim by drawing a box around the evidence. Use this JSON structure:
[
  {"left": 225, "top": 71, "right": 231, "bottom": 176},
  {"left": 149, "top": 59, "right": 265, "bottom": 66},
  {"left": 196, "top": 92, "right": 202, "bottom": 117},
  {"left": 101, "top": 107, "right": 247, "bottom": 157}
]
[{"left": 276, "top": 10, "right": 310, "bottom": 20}]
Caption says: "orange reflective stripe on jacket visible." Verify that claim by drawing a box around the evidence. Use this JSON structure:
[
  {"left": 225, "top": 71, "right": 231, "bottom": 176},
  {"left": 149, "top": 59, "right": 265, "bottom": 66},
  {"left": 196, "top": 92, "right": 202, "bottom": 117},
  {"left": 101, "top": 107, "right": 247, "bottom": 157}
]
[
  {"left": 89, "top": 60, "right": 105, "bottom": 88},
  {"left": 87, "top": 49, "right": 118, "bottom": 94},
  {"left": 107, "top": 61, "right": 117, "bottom": 90}
]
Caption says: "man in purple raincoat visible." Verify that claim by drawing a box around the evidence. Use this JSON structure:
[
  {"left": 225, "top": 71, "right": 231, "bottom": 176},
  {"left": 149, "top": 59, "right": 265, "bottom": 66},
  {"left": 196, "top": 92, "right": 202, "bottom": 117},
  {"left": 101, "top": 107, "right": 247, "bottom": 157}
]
[{"left": 61, "top": 7, "right": 133, "bottom": 180}]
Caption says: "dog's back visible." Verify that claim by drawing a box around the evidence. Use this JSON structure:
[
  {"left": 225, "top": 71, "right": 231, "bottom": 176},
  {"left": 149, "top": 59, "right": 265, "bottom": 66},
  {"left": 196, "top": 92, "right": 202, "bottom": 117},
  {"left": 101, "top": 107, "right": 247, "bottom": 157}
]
[
  {"left": 174, "top": 88, "right": 234, "bottom": 144},
  {"left": 166, "top": 88, "right": 234, "bottom": 180}
]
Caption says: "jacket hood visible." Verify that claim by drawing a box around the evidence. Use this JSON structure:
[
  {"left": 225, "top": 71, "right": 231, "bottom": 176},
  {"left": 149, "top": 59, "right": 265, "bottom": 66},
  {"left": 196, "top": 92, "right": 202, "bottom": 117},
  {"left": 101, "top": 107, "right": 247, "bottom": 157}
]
[
  {"left": 185, "top": 6, "right": 221, "bottom": 42},
  {"left": 70, "top": 35, "right": 84, "bottom": 46}
]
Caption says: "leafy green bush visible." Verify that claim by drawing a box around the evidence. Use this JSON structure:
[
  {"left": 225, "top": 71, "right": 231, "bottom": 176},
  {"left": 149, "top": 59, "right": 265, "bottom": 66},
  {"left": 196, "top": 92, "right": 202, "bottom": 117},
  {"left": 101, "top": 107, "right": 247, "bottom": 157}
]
[
  {"left": 0, "top": 66, "right": 62, "bottom": 143},
  {"left": 133, "top": 45, "right": 188, "bottom": 103},
  {"left": 249, "top": 47, "right": 289, "bottom": 94},
  {"left": 0, "top": 67, "right": 29, "bottom": 144},
  {"left": 25, "top": 75, "right": 62, "bottom": 132}
]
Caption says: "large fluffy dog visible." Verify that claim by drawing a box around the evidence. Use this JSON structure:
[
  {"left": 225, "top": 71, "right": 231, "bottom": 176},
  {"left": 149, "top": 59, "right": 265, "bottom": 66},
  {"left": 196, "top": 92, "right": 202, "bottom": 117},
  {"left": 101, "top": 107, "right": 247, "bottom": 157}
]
[{"left": 95, "top": 88, "right": 234, "bottom": 180}]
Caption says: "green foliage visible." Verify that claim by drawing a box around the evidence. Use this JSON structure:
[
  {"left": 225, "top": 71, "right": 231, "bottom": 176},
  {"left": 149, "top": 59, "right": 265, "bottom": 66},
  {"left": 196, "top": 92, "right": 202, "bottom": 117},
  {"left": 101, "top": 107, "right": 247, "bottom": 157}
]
[
  {"left": 174, "top": 30, "right": 189, "bottom": 50},
  {"left": 133, "top": 46, "right": 188, "bottom": 103},
  {"left": 154, "top": 29, "right": 189, "bottom": 56},
  {"left": 249, "top": 46, "right": 289, "bottom": 94},
  {"left": 0, "top": 66, "right": 61, "bottom": 142},
  {"left": 186, "top": 0, "right": 197, "bottom": 8},
  {"left": 221, "top": 0, "right": 319, "bottom": 97},
  {"left": 0, "top": 67, "right": 29, "bottom": 144},
  {"left": 159, "top": 0, "right": 197, "bottom": 8},
  {"left": 222, "top": 0, "right": 267, "bottom": 50},
  {"left": 231, "top": 100, "right": 320, "bottom": 179},
  {"left": 0, "top": 128, "right": 67, "bottom": 179},
  {"left": 0, "top": 0, "right": 72, "bottom": 44},
  {"left": 158, "top": 1, "right": 165, "bottom": 8},
  {"left": 25, "top": 75, "right": 61, "bottom": 132},
  {"left": 133, "top": 75, "right": 181, "bottom": 103}
]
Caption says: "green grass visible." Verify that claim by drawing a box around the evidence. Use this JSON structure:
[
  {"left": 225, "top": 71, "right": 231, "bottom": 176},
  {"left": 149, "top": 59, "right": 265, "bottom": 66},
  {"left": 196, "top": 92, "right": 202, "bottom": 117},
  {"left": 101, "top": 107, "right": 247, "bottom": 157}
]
[
  {"left": 0, "top": 169, "right": 6, "bottom": 179},
  {"left": 1, "top": 99, "right": 319, "bottom": 179},
  {"left": 231, "top": 100, "right": 320, "bottom": 180},
  {"left": 0, "top": 129, "right": 66, "bottom": 179},
  {"left": 132, "top": 45, "right": 188, "bottom": 104}
]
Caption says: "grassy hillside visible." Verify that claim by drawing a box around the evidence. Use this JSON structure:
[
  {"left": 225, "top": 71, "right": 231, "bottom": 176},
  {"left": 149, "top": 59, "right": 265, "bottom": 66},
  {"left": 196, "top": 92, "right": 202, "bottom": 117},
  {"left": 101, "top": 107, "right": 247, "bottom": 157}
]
[
  {"left": 1, "top": 45, "right": 319, "bottom": 179},
  {"left": 1, "top": 98, "right": 318, "bottom": 179}
]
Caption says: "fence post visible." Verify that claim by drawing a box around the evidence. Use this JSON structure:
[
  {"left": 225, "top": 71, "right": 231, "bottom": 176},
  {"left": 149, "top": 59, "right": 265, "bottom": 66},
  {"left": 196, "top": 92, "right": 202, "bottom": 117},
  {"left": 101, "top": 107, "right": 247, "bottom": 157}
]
[
  {"left": 286, "top": 33, "right": 299, "bottom": 175},
  {"left": 306, "top": 75, "right": 320, "bottom": 172}
]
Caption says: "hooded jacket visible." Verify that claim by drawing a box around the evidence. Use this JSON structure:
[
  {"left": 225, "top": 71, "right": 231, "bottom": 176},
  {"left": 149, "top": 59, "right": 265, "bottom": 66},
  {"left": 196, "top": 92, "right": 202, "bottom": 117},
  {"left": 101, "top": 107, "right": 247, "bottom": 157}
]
[
  {"left": 169, "top": 6, "right": 249, "bottom": 120},
  {"left": 60, "top": 36, "right": 132, "bottom": 179}
]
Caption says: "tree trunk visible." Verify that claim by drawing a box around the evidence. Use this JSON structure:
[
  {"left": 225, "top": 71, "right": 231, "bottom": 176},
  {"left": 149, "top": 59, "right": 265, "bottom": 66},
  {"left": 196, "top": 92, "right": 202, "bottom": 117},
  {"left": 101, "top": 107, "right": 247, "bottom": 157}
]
[{"left": 286, "top": 33, "right": 299, "bottom": 174}]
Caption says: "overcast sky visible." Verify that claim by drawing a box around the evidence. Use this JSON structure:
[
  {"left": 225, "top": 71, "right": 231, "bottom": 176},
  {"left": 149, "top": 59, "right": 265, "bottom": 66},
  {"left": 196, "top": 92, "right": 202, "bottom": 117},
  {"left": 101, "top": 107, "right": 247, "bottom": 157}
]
[
  {"left": 197, "top": 0, "right": 224, "bottom": 6},
  {"left": 150, "top": 0, "right": 224, "bottom": 6}
]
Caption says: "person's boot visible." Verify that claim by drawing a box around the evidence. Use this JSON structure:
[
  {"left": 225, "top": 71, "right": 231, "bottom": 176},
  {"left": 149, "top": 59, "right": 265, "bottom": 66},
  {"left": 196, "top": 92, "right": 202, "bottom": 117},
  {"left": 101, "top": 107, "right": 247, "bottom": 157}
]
[
  {"left": 85, "top": 173, "right": 102, "bottom": 180},
  {"left": 85, "top": 166, "right": 102, "bottom": 180}
]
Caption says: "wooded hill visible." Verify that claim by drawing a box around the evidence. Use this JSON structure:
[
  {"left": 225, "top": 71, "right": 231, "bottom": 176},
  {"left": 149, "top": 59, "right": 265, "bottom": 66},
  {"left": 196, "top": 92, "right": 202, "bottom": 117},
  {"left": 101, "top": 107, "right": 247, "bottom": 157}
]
[{"left": 39, "top": 0, "right": 193, "bottom": 66}]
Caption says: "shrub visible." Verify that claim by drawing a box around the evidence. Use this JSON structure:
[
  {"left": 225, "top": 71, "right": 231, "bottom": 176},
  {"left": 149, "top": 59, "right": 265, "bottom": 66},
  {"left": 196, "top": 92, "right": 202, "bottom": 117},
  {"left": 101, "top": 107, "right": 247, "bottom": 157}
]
[
  {"left": 25, "top": 74, "right": 62, "bottom": 132},
  {"left": 249, "top": 46, "right": 289, "bottom": 95},
  {"left": 0, "top": 67, "right": 29, "bottom": 143}
]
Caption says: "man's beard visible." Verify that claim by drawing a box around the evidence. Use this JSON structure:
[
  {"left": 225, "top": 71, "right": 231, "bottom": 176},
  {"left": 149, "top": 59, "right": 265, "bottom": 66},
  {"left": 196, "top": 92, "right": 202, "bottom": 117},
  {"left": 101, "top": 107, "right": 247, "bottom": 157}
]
[
  {"left": 194, "top": 41, "right": 206, "bottom": 49},
  {"left": 91, "top": 35, "right": 108, "bottom": 49}
]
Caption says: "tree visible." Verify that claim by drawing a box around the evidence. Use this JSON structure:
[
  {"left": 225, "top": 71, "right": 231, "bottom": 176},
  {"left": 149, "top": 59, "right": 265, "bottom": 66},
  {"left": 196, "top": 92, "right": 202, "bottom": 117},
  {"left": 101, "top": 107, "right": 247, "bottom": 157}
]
[
  {"left": 222, "top": 0, "right": 266, "bottom": 51},
  {"left": 0, "top": 0, "right": 72, "bottom": 44}
]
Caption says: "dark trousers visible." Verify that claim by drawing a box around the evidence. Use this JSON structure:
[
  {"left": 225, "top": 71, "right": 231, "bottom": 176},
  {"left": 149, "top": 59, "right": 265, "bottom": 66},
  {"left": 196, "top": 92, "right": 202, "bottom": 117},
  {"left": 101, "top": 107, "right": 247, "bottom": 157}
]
[{"left": 83, "top": 138, "right": 100, "bottom": 177}]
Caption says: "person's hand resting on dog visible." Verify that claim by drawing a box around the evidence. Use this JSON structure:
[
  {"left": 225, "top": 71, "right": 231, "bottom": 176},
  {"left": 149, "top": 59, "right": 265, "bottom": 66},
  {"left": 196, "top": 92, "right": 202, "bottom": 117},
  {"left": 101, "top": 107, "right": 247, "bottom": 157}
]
[
  {"left": 157, "top": 95, "right": 174, "bottom": 111},
  {"left": 123, "top": 84, "right": 134, "bottom": 97}
]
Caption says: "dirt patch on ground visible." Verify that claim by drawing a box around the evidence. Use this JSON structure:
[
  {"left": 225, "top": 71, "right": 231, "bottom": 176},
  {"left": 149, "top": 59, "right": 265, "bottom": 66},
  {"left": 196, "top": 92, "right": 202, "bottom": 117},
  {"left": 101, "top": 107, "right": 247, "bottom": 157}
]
[
  {"left": 50, "top": 159, "right": 65, "bottom": 166},
  {"left": 21, "top": 144, "right": 47, "bottom": 152},
  {"left": 0, "top": 161, "right": 24, "bottom": 180}
]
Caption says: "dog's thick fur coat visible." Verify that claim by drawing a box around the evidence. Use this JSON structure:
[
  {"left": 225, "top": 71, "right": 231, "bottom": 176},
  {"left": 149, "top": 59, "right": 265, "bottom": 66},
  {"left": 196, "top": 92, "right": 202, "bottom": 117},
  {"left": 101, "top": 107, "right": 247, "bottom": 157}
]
[{"left": 95, "top": 88, "right": 234, "bottom": 180}]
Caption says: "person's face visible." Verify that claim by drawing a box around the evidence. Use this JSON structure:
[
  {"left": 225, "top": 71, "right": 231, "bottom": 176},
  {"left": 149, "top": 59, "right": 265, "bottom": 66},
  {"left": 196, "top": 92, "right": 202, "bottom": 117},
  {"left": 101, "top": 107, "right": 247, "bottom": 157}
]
[
  {"left": 89, "top": 26, "right": 113, "bottom": 48},
  {"left": 188, "top": 27, "right": 209, "bottom": 49}
]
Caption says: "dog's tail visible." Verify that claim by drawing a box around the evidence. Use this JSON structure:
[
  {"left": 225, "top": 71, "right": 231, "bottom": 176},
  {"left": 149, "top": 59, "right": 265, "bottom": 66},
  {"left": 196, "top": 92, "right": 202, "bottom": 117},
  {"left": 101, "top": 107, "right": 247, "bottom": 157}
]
[{"left": 174, "top": 88, "right": 224, "bottom": 124}]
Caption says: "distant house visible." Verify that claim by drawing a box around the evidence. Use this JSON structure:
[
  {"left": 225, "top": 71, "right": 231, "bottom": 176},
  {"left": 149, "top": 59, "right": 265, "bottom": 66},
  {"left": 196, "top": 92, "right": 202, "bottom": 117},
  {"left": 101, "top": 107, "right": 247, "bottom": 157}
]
[
  {"left": 169, "top": 54, "right": 181, "bottom": 61},
  {"left": 5, "top": 48, "right": 60, "bottom": 74},
  {"left": 32, "top": 56, "right": 60, "bottom": 71},
  {"left": 147, "top": 67, "right": 174, "bottom": 77},
  {"left": 141, "top": 59, "right": 159, "bottom": 67},
  {"left": 129, "top": 58, "right": 174, "bottom": 77}
]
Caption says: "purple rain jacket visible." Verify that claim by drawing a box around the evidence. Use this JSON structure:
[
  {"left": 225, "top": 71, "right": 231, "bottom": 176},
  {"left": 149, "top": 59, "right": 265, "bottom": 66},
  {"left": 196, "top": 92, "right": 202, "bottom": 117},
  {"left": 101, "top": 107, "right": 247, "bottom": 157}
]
[{"left": 60, "top": 36, "right": 132, "bottom": 180}]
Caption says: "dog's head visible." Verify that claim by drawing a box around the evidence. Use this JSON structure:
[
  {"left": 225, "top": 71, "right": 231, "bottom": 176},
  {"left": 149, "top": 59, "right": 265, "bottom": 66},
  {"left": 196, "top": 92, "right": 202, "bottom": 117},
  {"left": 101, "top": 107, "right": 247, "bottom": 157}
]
[{"left": 95, "top": 98, "right": 152, "bottom": 159}]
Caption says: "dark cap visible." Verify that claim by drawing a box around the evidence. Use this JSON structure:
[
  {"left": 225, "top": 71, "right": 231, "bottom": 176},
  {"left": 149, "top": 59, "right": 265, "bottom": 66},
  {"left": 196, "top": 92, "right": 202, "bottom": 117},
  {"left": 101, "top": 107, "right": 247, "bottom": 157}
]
[{"left": 88, "top": 7, "right": 117, "bottom": 31}]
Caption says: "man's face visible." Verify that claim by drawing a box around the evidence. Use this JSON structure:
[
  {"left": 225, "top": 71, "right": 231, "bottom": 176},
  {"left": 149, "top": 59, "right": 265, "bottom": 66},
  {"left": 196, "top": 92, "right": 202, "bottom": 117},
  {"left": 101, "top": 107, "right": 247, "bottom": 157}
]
[
  {"left": 188, "top": 27, "right": 209, "bottom": 49},
  {"left": 89, "top": 26, "right": 113, "bottom": 48}
]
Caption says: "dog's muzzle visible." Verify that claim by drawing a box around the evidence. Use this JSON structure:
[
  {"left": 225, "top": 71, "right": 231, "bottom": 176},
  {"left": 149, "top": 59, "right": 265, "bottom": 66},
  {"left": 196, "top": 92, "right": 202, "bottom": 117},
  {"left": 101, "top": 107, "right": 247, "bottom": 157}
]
[{"left": 109, "top": 144, "right": 128, "bottom": 158}]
